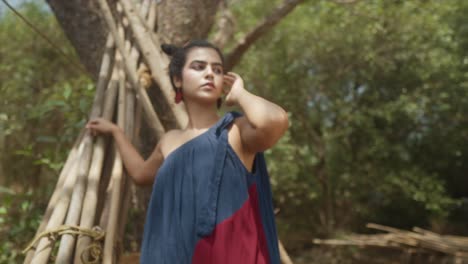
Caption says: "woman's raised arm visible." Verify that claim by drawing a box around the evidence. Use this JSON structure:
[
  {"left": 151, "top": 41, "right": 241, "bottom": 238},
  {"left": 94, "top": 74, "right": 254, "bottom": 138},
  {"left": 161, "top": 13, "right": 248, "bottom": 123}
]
[{"left": 223, "top": 72, "right": 289, "bottom": 153}]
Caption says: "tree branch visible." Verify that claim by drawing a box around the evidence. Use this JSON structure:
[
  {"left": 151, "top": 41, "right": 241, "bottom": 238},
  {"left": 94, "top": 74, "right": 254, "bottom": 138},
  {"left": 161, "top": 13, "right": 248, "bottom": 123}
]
[
  {"left": 210, "top": 0, "right": 236, "bottom": 50},
  {"left": 225, "top": 0, "right": 306, "bottom": 71}
]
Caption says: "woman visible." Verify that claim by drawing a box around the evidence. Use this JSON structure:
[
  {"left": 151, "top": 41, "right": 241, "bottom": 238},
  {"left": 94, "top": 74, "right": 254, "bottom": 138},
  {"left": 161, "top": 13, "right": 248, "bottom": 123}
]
[{"left": 86, "top": 40, "right": 288, "bottom": 263}]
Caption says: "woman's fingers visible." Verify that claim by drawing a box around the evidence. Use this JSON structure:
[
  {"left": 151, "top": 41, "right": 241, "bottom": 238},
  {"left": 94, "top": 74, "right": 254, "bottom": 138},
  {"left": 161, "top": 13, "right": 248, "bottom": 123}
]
[
  {"left": 226, "top": 72, "right": 240, "bottom": 79},
  {"left": 86, "top": 118, "right": 107, "bottom": 136},
  {"left": 224, "top": 76, "right": 236, "bottom": 83},
  {"left": 223, "top": 75, "right": 234, "bottom": 94}
]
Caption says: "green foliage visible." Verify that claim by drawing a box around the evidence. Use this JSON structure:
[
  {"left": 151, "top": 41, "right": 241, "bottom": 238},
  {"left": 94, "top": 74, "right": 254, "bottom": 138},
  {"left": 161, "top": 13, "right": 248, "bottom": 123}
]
[
  {"left": 0, "top": 186, "right": 47, "bottom": 263},
  {"left": 0, "top": 2, "right": 94, "bottom": 185},
  {"left": 0, "top": 2, "right": 93, "bottom": 261},
  {"left": 235, "top": 0, "right": 468, "bottom": 239}
]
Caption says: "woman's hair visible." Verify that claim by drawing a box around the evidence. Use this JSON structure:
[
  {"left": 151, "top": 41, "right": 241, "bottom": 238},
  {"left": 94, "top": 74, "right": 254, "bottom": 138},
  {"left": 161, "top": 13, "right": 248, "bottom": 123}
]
[{"left": 161, "top": 39, "right": 224, "bottom": 91}]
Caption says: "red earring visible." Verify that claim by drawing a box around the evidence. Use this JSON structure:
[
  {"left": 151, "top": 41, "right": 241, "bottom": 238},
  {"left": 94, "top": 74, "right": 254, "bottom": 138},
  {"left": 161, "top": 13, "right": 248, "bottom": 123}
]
[{"left": 175, "top": 88, "right": 183, "bottom": 103}]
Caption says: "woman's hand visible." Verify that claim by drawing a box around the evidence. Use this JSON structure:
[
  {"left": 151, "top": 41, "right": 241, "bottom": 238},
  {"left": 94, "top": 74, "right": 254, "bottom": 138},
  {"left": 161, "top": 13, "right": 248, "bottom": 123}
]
[
  {"left": 86, "top": 118, "right": 118, "bottom": 136},
  {"left": 223, "top": 72, "right": 246, "bottom": 106}
]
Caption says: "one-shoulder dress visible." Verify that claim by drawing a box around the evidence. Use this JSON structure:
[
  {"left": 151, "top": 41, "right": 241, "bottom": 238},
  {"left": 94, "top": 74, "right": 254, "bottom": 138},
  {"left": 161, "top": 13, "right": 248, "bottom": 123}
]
[{"left": 140, "top": 111, "right": 280, "bottom": 264}]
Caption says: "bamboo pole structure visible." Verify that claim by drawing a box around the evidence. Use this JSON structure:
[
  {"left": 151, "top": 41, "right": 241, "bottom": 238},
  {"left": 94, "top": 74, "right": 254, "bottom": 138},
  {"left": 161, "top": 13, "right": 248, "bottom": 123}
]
[
  {"left": 118, "top": 0, "right": 188, "bottom": 128},
  {"left": 26, "top": 28, "right": 115, "bottom": 264},
  {"left": 123, "top": 11, "right": 166, "bottom": 136},
  {"left": 28, "top": 35, "right": 115, "bottom": 264},
  {"left": 97, "top": 0, "right": 172, "bottom": 136},
  {"left": 31, "top": 140, "right": 85, "bottom": 263},
  {"left": 100, "top": 10, "right": 132, "bottom": 263},
  {"left": 73, "top": 34, "right": 116, "bottom": 261},
  {"left": 74, "top": 58, "right": 122, "bottom": 264},
  {"left": 23, "top": 130, "right": 85, "bottom": 264},
  {"left": 115, "top": 0, "right": 153, "bottom": 254},
  {"left": 53, "top": 113, "right": 95, "bottom": 261},
  {"left": 53, "top": 37, "right": 117, "bottom": 264},
  {"left": 97, "top": 10, "right": 132, "bottom": 262}
]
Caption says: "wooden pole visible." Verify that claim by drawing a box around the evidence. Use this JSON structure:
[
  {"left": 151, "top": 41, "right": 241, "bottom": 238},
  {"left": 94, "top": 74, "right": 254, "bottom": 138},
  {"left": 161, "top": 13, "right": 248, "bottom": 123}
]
[
  {"left": 102, "top": 51, "right": 127, "bottom": 264},
  {"left": 115, "top": 82, "right": 135, "bottom": 258},
  {"left": 147, "top": 0, "right": 157, "bottom": 32},
  {"left": 97, "top": 65, "right": 122, "bottom": 233},
  {"left": 89, "top": 36, "right": 116, "bottom": 120}
]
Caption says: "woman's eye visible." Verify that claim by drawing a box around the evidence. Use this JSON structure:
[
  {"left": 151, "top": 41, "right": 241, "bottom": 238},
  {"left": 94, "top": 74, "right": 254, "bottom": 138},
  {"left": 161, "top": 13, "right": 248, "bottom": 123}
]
[
  {"left": 192, "top": 64, "right": 204, "bottom": 70},
  {"left": 214, "top": 68, "right": 223, "bottom": 74}
]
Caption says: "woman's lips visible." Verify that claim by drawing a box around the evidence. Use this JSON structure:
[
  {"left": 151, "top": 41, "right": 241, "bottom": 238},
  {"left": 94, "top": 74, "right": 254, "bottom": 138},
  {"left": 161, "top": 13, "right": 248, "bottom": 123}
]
[{"left": 202, "top": 83, "right": 215, "bottom": 89}]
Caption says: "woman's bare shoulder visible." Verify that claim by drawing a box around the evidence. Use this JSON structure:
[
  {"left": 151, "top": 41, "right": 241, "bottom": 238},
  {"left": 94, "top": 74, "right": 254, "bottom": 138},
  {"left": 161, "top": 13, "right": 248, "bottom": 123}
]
[{"left": 159, "top": 129, "right": 185, "bottom": 158}]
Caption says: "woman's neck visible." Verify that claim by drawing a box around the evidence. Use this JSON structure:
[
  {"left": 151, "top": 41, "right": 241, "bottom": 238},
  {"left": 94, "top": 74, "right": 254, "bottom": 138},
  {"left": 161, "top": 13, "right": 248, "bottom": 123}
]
[{"left": 184, "top": 101, "right": 220, "bottom": 130}]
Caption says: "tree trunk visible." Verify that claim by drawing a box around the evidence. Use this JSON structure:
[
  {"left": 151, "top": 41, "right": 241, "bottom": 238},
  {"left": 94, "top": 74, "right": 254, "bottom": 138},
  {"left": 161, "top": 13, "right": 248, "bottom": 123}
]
[
  {"left": 157, "top": 0, "right": 220, "bottom": 45},
  {"left": 46, "top": 0, "right": 108, "bottom": 81},
  {"left": 46, "top": 0, "right": 220, "bottom": 80}
]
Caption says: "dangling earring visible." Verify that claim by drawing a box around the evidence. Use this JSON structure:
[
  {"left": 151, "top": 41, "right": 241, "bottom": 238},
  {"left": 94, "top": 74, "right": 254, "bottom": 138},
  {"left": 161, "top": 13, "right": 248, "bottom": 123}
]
[
  {"left": 217, "top": 98, "right": 222, "bottom": 109},
  {"left": 175, "top": 88, "right": 183, "bottom": 103}
]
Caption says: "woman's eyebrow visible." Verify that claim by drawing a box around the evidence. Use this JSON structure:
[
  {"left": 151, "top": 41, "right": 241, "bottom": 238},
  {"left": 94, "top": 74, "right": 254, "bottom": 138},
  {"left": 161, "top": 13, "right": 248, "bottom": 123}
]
[{"left": 190, "top": 60, "right": 223, "bottom": 67}]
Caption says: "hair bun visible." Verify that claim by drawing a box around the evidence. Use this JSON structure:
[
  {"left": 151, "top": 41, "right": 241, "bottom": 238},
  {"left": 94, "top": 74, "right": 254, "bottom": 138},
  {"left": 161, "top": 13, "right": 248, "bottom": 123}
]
[{"left": 161, "top": 44, "right": 179, "bottom": 56}]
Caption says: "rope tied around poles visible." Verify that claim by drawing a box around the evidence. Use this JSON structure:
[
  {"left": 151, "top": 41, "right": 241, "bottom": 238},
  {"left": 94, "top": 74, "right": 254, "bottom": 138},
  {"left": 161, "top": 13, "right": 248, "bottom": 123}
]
[{"left": 23, "top": 225, "right": 105, "bottom": 264}]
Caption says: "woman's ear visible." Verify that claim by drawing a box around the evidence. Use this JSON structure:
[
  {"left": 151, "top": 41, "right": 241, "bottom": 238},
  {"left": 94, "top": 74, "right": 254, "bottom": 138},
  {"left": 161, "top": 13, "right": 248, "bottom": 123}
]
[{"left": 173, "top": 76, "right": 182, "bottom": 89}]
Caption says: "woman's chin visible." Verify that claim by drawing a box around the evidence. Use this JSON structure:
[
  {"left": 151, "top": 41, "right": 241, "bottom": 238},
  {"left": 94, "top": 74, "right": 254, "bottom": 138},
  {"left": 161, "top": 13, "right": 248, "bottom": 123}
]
[{"left": 186, "top": 96, "right": 220, "bottom": 106}]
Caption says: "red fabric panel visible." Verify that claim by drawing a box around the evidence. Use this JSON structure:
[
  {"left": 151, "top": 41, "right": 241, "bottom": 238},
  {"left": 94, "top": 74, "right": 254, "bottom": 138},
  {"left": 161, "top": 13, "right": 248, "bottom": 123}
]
[{"left": 192, "top": 185, "right": 270, "bottom": 264}]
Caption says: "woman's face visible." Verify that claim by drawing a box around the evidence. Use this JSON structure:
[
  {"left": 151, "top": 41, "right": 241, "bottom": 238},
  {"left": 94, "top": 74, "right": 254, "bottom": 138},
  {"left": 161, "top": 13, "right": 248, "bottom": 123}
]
[{"left": 175, "top": 47, "right": 224, "bottom": 105}]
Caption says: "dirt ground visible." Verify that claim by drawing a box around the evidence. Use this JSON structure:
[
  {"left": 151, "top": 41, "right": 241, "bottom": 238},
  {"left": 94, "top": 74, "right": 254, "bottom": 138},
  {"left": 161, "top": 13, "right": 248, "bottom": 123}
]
[
  {"left": 119, "top": 247, "right": 463, "bottom": 264},
  {"left": 292, "top": 246, "right": 464, "bottom": 264}
]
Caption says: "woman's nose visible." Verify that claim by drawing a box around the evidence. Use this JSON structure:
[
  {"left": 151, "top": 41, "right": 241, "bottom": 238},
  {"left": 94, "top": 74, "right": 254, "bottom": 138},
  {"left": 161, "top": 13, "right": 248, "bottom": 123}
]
[{"left": 205, "top": 66, "right": 214, "bottom": 78}]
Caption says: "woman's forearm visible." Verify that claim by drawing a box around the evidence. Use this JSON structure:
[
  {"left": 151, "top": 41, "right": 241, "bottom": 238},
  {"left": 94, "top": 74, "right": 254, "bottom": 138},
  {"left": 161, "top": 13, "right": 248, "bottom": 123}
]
[{"left": 111, "top": 127, "right": 153, "bottom": 185}]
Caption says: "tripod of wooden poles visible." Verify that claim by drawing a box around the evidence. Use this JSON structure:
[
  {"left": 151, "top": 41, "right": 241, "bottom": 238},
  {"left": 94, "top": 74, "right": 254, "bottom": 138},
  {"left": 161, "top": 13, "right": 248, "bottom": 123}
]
[{"left": 23, "top": 0, "right": 293, "bottom": 263}]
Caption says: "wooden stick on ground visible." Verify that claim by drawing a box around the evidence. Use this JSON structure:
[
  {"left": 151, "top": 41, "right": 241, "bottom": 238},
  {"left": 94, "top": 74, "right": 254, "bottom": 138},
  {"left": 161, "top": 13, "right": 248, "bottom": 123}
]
[
  {"left": 314, "top": 223, "right": 468, "bottom": 261},
  {"left": 279, "top": 239, "right": 294, "bottom": 264}
]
